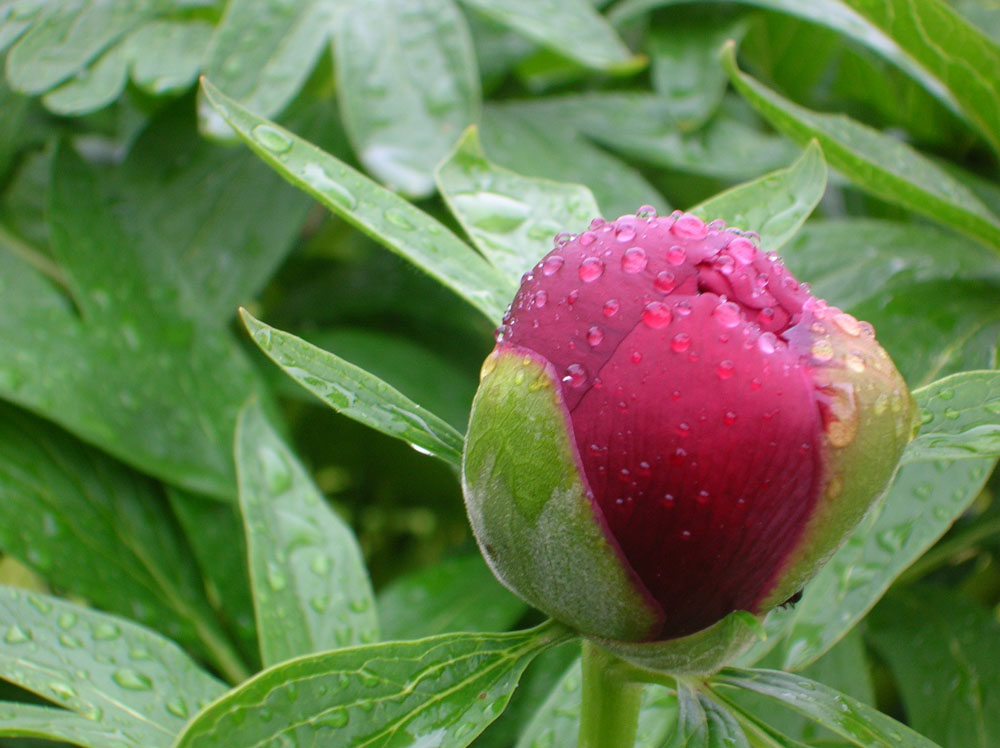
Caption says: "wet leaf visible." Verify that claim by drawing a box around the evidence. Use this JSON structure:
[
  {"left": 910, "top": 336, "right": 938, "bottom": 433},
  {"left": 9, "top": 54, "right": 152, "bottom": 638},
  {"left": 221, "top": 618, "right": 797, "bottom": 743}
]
[
  {"left": 201, "top": 77, "right": 513, "bottom": 322},
  {"left": 126, "top": 19, "right": 211, "bottom": 95},
  {"left": 0, "top": 700, "right": 147, "bottom": 748},
  {"left": 437, "top": 127, "right": 600, "bottom": 282},
  {"left": 711, "top": 669, "right": 941, "bottom": 748},
  {"left": 868, "top": 586, "right": 1000, "bottom": 748},
  {"left": 723, "top": 44, "right": 1000, "bottom": 253},
  {"left": 335, "top": 0, "right": 479, "bottom": 197},
  {"left": 235, "top": 401, "right": 377, "bottom": 666},
  {"left": 241, "top": 310, "right": 465, "bottom": 467},
  {"left": 459, "top": 0, "right": 639, "bottom": 72},
  {"left": 41, "top": 37, "right": 128, "bottom": 115},
  {"left": 173, "top": 622, "right": 570, "bottom": 748},
  {"left": 904, "top": 371, "right": 1000, "bottom": 463},
  {"left": 378, "top": 554, "right": 526, "bottom": 640},
  {"left": 0, "top": 403, "right": 242, "bottom": 680},
  {"left": 0, "top": 586, "right": 225, "bottom": 748},
  {"left": 691, "top": 140, "right": 827, "bottom": 251}
]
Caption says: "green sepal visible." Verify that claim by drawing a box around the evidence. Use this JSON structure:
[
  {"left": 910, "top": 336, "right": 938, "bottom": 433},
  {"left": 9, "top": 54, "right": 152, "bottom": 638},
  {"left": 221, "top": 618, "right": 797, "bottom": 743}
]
[{"left": 462, "top": 346, "right": 663, "bottom": 641}]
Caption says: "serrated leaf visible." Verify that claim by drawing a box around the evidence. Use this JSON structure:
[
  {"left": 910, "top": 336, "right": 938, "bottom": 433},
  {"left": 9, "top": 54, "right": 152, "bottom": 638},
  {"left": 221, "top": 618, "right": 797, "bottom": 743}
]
[
  {"left": 173, "top": 622, "right": 570, "bottom": 748},
  {"left": 335, "top": 0, "right": 480, "bottom": 197},
  {"left": 235, "top": 401, "right": 377, "bottom": 666},
  {"left": 904, "top": 371, "right": 1000, "bottom": 462},
  {"left": 723, "top": 44, "right": 1000, "bottom": 252},
  {"left": 0, "top": 586, "right": 225, "bottom": 748},
  {"left": 480, "top": 101, "right": 669, "bottom": 218},
  {"left": 377, "top": 554, "right": 526, "bottom": 640},
  {"left": 514, "top": 658, "right": 678, "bottom": 748},
  {"left": 0, "top": 403, "right": 245, "bottom": 681},
  {"left": 868, "top": 586, "right": 1000, "bottom": 748},
  {"left": 437, "top": 127, "right": 600, "bottom": 281},
  {"left": 0, "top": 701, "right": 145, "bottom": 748},
  {"left": 201, "top": 77, "right": 512, "bottom": 322},
  {"left": 711, "top": 669, "right": 941, "bottom": 748},
  {"left": 460, "top": 0, "right": 639, "bottom": 72},
  {"left": 691, "top": 140, "right": 827, "bottom": 251},
  {"left": 765, "top": 453, "right": 996, "bottom": 670},
  {"left": 241, "top": 310, "right": 465, "bottom": 466},
  {"left": 839, "top": 0, "right": 1000, "bottom": 156}
]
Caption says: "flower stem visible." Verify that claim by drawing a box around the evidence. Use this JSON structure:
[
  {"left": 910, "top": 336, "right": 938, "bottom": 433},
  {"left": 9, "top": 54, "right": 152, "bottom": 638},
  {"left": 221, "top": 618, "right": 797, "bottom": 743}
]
[{"left": 578, "top": 640, "right": 643, "bottom": 748}]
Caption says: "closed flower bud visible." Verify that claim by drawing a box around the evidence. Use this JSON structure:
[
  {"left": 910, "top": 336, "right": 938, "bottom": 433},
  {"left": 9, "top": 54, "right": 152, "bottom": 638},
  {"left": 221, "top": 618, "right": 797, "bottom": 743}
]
[{"left": 462, "top": 210, "right": 919, "bottom": 658}]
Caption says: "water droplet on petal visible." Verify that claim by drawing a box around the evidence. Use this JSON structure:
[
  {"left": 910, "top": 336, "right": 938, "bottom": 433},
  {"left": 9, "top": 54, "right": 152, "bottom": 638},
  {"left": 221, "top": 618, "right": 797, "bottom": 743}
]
[
  {"left": 578, "top": 231, "right": 597, "bottom": 246},
  {"left": 811, "top": 340, "right": 835, "bottom": 362},
  {"left": 541, "top": 255, "right": 564, "bottom": 276},
  {"left": 757, "top": 332, "right": 778, "bottom": 354},
  {"left": 712, "top": 301, "right": 741, "bottom": 328},
  {"left": 578, "top": 257, "right": 604, "bottom": 283},
  {"left": 630, "top": 350, "right": 642, "bottom": 364},
  {"left": 562, "top": 364, "right": 587, "bottom": 388},
  {"left": 671, "top": 333, "right": 691, "bottom": 353},
  {"left": 621, "top": 247, "right": 648, "bottom": 273},
  {"left": 671, "top": 213, "right": 707, "bottom": 240},
  {"left": 832, "top": 312, "right": 862, "bottom": 337},
  {"left": 724, "top": 411, "right": 737, "bottom": 426},
  {"left": 845, "top": 353, "right": 866, "bottom": 372},
  {"left": 654, "top": 270, "right": 675, "bottom": 293},
  {"left": 586, "top": 326, "right": 604, "bottom": 347},
  {"left": 716, "top": 360, "right": 735, "bottom": 379},
  {"left": 589, "top": 217, "right": 606, "bottom": 230},
  {"left": 615, "top": 224, "right": 636, "bottom": 243},
  {"left": 666, "top": 246, "right": 687, "bottom": 265},
  {"left": 603, "top": 299, "right": 620, "bottom": 317},
  {"left": 533, "top": 290, "right": 547, "bottom": 309},
  {"left": 636, "top": 205, "right": 657, "bottom": 218},
  {"left": 728, "top": 237, "right": 756, "bottom": 264},
  {"left": 642, "top": 301, "right": 672, "bottom": 329}
]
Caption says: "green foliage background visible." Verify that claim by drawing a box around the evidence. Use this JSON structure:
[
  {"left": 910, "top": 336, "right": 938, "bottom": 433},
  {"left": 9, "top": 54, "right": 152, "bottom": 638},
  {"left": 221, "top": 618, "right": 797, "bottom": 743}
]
[{"left": 0, "top": 0, "right": 999, "bottom": 746}]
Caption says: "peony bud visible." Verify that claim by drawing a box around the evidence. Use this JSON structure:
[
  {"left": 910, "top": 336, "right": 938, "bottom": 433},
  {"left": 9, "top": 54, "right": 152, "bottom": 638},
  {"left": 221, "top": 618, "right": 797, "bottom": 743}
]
[{"left": 462, "top": 209, "right": 919, "bottom": 652}]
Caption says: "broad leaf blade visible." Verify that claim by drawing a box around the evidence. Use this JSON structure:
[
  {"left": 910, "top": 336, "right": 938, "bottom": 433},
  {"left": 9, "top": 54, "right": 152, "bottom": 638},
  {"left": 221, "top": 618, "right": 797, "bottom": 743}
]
[
  {"left": 0, "top": 701, "right": 144, "bottom": 748},
  {"left": 437, "top": 127, "right": 600, "bottom": 282},
  {"left": 235, "top": 401, "right": 378, "bottom": 666},
  {"left": 41, "top": 38, "right": 128, "bottom": 115},
  {"left": 691, "top": 140, "right": 827, "bottom": 251},
  {"left": 723, "top": 44, "right": 1000, "bottom": 252},
  {"left": 378, "top": 554, "right": 526, "bottom": 640},
  {"left": 241, "top": 310, "right": 465, "bottom": 466},
  {"left": 126, "top": 19, "right": 212, "bottom": 95},
  {"left": 201, "top": 77, "right": 512, "bottom": 322},
  {"left": 335, "top": 0, "right": 480, "bottom": 197},
  {"left": 0, "top": 586, "right": 225, "bottom": 748},
  {"left": 904, "top": 371, "right": 1000, "bottom": 463},
  {"left": 460, "top": 0, "right": 639, "bottom": 72},
  {"left": 0, "top": 403, "right": 242, "bottom": 679},
  {"left": 699, "top": 693, "right": 751, "bottom": 748},
  {"left": 868, "top": 586, "right": 1000, "bottom": 748},
  {"left": 174, "top": 623, "right": 570, "bottom": 748},
  {"left": 840, "top": 0, "right": 1000, "bottom": 155},
  {"left": 711, "top": 669, "right": 942, "bottom": 748}
]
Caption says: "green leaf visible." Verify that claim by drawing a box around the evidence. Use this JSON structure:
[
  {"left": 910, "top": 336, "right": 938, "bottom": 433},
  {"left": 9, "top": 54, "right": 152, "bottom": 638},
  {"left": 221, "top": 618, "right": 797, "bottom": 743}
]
[
  {"left": 126, "top": 19, "right": 212, "bottom": 95},
  {"left": 377, "top": 554, "right": 526, "bottom": 640},
  {"left": 203, "top": 0, "right": 336, "bottom": 132},
  {"left": 0, "top": 586, "right": 225, "bottom": 748},
  {"left": 0, "top": 701, "right": 148, "bottom": 748},
  {"left": 0, "top": 143, "right": 266, "bottom": 499},
  {"left": 480, "top": 101, "right": 670, "bottom": 218},
  {"left": 515, "top": 658, "right": 678, "bottom": 748},
  {"left": 609, "top": 0, "right": 960, "bottom": 116},
  {"left": 173, "top": 622, "right": 570, "bottom": 748},
  {"left": 335, "top": 0, "right": 480, "bottom": 197},
  {"left": 201, "top": 77, "right": 513, "bottom": 322},
  {"left": 711, "top": 669, "right": 942, "bottom": 748},
  {"left": 839, "top": 0, "right": 1000, "bottom": 155},
  {"left": 241, "top": 310, "right": 465, "bottom": 467},
  {"left": 459, "top": 0, "right": 640, "bottom": 72},
  {"left": 648, "top": 17, "right": 748, "bottom": 131},
  {"left": 763, "top": 452, "right": 996, "bottom": 669},
  {"left": 0, "top": 403, "right": 246, "bottom": 682},
  {"left": 667, "top": 683, "right": 708, "bottom": 748},
  {"left": 868, "top": 586, "right": 1000, "bottom": 748},
  {"left": 904, "top": 371, "right": 1000, "bottom": 463},
  {"left": 436, "top": 127, "right": 601, "bottom": 281},
  {"left": 690, "top": 140, "right": 827, "bottom": 251},
  {"left": 41, "top": 37, "right": 128, "bottom": 115},
  {"left": 235, "top": 401, "right": 378, "bottom": 666},
  {"left": 722, "top": 44, "right": 1000, "bottom": 253},
  {"left": 699, "top": 692, "right": 751, "bottom": 748}
]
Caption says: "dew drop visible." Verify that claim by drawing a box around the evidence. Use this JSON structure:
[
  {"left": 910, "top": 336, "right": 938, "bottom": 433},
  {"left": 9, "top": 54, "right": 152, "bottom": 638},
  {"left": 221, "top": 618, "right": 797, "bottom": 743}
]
[
  {"left": 533, "top": 290, "right": 547, "bottom": 309},
  {"left": 615, "top": 225, "right": 636, "bottom": 243},
  {"left": 541, "top": 255, "right": 564, "bottom": 276},
  {"left": 602, "top": 299, "right": 620, "bottom": 317},
  {"left": 578, "top": 231, "right": 597, "bottom": 246},
  {"left": 938, "top": 388, "right": 954, "bottom": 400},
  {"left": 671, "top": 213, "right": 707, "bottom": 240},
  {"left": 92, "top": 623, "right": 120, "bottom": 641},
  {"left": 811, "top": 340, "right": 835, "bottom": 362},
  {"left": 666, "top": 246, "right": 687, "bottom": 265},
  {"left": 113, "top": 669, "right": 152, "bottom": 691},
  {"left": 562, "top": 364, "right": 587, "bottom": 388},
  {"left": 676, "top": 422, "right": 691, "bottom": 438},
  {"left": 4, "top": 626, "right": 30, "bottom": 644},
  {"left": 630, "top": 350, "right": 642, "bottom": 364},
  {"left": 728, "top": 237, "right": 756, "bottom": 264},
  {"left": 680, "top": 529, "right": 693, "bottom": 540},
  {"left": 167, "top": 698, "right": 189, "bottom": 719},
  {"left": 758, "top": 307, "right": 775, "bottom": 325},
  {"left": 589, "top": 217, "right": 607, "bottom": 230},
  {"left": 654, "top": 270, "right": 675, "bottom": 293},
  {"left": 750, "top": 377, "right": 762, "bottom": 391},
  {"left": 713, "top": 254, "right": 735, "bottom": 275},
  {"left": 832, "top": 312, "right": 862, "bottom": 337},
  {"left": 636, "top": 204, "right": 657, "bottom": 218},
  {"left": 554, "top": 232, "right": 572, "bottom": 247},
  {"left": 383, "top": 209, "right": 414, "bottom": 230},
  {"left": 671, "top": 333, "right": 691, "bottom": 353},
  {"left": 757, "top": 331, "right": 778, "bottom": 354},
  {"left": 586, "top": 326, "right": 604, "bottom": 347},
  {"left": 724, "top": 411, "right": 737, "bottom": 426},
  {"left": 58, "top": 612, "right": 77, "bottom": 630},
  {"left": 845, "top": 353, "right": 866, "bottom": 373},
  {"left": 642, "top": 301, "right": 672, "bottom": 329},
  {"left": 252, "top": 124, "right": 292, "bottom": 154},
  {"left": 712, "top": 301, "right": 741, "bottom": 328},
  {"left": 621, "top": 247, "right": 648, "bottom": 273},
  {"left": 48, "top": 682, "right": 76, "bottom": 702},
  {"left": 315, "top": 709, "right": 349, "bottom": 729},
  {"left": 716, "top": 360, "right": 735, "bottom": 379},
  {"left": 696, "top": 490, "right": 710, "bottom": 505},
  {"left": 578, "top": 257, "right": 604, "bottom": 283}
]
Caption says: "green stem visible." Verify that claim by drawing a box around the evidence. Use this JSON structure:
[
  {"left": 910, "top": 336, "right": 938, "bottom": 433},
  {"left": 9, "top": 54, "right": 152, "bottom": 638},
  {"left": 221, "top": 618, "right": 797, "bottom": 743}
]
[{"left": 578, "top": 640, "right": 644, "bottom": 748}]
